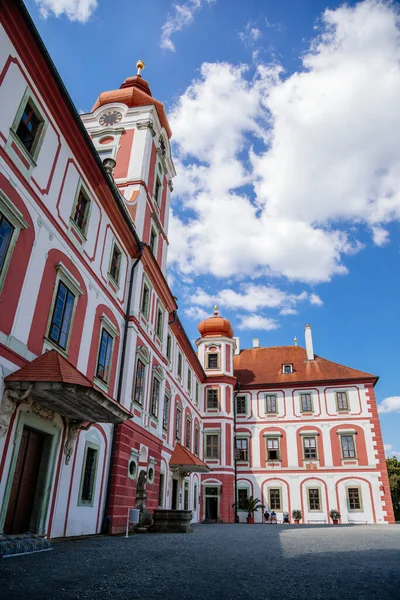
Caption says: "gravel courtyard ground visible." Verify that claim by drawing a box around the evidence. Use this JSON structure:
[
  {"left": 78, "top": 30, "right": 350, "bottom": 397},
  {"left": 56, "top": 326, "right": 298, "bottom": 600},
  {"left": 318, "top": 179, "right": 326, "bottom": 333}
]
[{"left": 1, "top": 524, "right": 400, "bottom": 599}]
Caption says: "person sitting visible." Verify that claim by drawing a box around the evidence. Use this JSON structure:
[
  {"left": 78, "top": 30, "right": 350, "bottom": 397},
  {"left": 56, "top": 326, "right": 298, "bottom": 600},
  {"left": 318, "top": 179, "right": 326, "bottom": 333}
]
[
  {"left": 270, "top": 510, "right": 277, "bottom": 523},
  {"left": 264, "top": 510, "right": 270, "bottom": 523}
]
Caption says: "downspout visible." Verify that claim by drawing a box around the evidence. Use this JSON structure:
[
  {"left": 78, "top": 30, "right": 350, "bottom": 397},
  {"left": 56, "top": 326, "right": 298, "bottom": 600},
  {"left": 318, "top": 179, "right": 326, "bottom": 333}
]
[
  {"left": 233, "top": 382, "right": 241, "bottom": 524},
  {"left": 103, "top": 245, "right": 143, "bottom": 533}
]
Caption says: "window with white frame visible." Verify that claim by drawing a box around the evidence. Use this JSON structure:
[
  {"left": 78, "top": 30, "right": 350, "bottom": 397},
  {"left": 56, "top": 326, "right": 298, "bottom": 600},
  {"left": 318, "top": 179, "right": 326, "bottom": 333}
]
[
  {"left": 78, "top": 442, "right": 99, "bottom": 507},
  {"left": 156, "top": 305, "right": 164, "bottom": 340},
  {"left": 194, "top": 426, "right": 199, "bottom": 456},
  {"left": 205, "top": 433, "right": 219, "bottom": 459},
  {"left": 347, "top": 487, "right": 362, "bottom": 510},
  {"left": 133, "top": 359, "right": 146, "bottom": 406},
  {"left": 177, "top": 352, "right": 183, "bottom": 379},
  {"left": 300, "top": 393, "right": 313, "bottom": 412},
  {"left": 140, "top": 281, "right": 150, "bottom": 319},
  {"left": 108, "top": 242, "right": 122, "bottom": 285},
  {"left": 47, "top": 264, "right": 83, "bottom": 352},
  {"left": 150, "top": 376, "right": 161, "bottom": 419},
  {"left": 175, "top": 407, "right": 182, "bottom": 441},
  {"left": 154, "top": 175, "right": 162, "bottom": 205},
  {"left": 71, "top": 185, "right": 91, "bottom": 237},
  {"left": 282, "top": 364, "right": 293, "bottom": 374},
  {"left": 236, "top": 396, "right": 247, "bottom": 415},
  {"left": 195, "top": 381, "right": 199, "bottom": 405},
  {"left": 308, "top": 488, "right": 321, "bottom": 511},
  {"left": 269, "top": 488, "right": 281, "bottom": 510},
  {"left": 186, "top": 418, "right": 191, "bottom": 450},
  {"left": 0, "top": 192, "right": 28, "bottom": 292},
  {"left": 162, "top": 394, "right": 170, "bottom": 431},
  {"left": 340, "top": 434, "right": 356, "bottom": 459},
  {"left": 303, "top": 436, "right": 317, "bottom": 460},
  {"left": 236, "top": 438, "right": 249, "bottom": 461},
  {"left": 266, "top": 438, "right": 280, "bottom": 461},
  {"left": 187, "top": 368, "right": 192, "bottom": 393},
  {"left": 237, "top": 488, "right": 249, "bottom": 510},
  {"left": 166, "top": 334, "right": 172, "bottom": 362},
  {"left": 96, "top": 328, "right": 114, "bottom": 384},
  {"left": 207, "top": 352, "right": 219, "bottom": 369},
  {"left": 12, "top": 92, "right": 46, "bottom": 162},
  {"left": 336, "top": 391, "right": 349, "bottom": 411},
  {"left": 266, "top": 394, "right": 277, "bottom": 414},
  {"left": 206, "top": 389, "right": 219, "bottom": 410},
  {"left": 149, "top": 228, "right": 157, "bottom": 255}
]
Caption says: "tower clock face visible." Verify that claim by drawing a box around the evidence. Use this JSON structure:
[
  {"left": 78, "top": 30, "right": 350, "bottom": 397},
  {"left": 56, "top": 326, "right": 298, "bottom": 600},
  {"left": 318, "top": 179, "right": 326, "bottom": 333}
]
[{"left": 99, "top": 110, "right": 122, "bottom": 126}]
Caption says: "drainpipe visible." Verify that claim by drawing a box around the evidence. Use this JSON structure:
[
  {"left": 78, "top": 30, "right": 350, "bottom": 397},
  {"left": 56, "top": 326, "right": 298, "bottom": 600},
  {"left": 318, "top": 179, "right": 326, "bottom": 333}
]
[{"left": 103, "top": 246, "right": 143, "bottom": 533}]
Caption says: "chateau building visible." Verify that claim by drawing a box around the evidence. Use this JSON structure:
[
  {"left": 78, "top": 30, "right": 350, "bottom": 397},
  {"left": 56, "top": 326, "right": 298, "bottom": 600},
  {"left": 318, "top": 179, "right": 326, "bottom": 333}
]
[{"left": 0, "top": 1, "right": 394, "bottom": 539}]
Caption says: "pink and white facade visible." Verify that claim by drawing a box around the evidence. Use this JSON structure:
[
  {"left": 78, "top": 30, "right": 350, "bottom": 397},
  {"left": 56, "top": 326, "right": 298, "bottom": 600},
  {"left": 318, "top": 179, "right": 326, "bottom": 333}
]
[{"left": 0, "top": 1, "right": 393, "bottom": 540}]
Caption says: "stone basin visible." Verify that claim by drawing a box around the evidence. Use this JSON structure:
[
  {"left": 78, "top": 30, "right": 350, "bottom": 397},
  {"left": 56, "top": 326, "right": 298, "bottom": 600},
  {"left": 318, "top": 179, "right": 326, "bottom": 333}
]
[{"left": 148, "top": 509, "right": 193, "bottom": 533}]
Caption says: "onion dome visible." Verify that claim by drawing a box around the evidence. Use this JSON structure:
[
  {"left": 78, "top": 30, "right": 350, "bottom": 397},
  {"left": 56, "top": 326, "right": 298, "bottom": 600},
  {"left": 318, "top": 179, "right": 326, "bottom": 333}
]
[
  {"left": 198, "top": 305, "right": 234, "bottom": 338},
  {"left": 92, "top": 60, "right": 172, "bottom": 138}
]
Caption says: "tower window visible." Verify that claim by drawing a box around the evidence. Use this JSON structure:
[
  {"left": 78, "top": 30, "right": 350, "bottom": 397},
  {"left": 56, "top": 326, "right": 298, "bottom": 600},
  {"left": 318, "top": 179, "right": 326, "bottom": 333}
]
[
  {"left": 207, "top": 353, "right": 219, "bottom": 369},
  {"left": 206, "top": 389, "right": 219, "bottom": 410},
  {"left": 149, "top": 228, "right": 157, "bottom": 255},
  {"left": 154, "top": 177, "right": 162, "bottom": 205}
]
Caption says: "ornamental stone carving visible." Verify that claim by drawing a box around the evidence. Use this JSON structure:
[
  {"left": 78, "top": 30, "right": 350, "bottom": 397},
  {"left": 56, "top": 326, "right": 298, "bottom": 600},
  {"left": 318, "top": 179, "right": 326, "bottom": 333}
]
[{"left": 0, "top": 386, "right": 33, "bottom": 438}]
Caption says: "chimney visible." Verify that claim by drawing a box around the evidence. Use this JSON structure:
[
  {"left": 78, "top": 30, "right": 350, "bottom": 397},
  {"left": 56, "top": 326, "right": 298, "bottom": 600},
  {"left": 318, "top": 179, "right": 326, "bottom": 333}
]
[
  {"left": 305, "top": 324, "right": 314, "bottom": 360},
  {"left": 252, "top": 338, "right": 260, "bottom": 348},
  {"left": 233, "top": 337, "right": 240, "bottom": 355}
]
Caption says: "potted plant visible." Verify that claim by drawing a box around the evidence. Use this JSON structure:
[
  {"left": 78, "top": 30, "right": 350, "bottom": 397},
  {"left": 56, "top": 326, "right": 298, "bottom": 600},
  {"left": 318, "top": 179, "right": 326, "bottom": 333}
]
[
  {"left": 330, "top": 509, "right": 340, "bottom": 524},
  {"left": 292, "top": 509, "right": 302, "bottom": 524},
  {"left": 244, "top": 496, "right": 264, "bottom": 524}
]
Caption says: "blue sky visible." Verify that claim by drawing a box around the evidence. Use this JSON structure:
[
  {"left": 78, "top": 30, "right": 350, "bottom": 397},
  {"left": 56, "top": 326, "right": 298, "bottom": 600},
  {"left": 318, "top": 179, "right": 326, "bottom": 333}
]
[{"left": 25, "top": 0, "right": 400, "bottom": 454}]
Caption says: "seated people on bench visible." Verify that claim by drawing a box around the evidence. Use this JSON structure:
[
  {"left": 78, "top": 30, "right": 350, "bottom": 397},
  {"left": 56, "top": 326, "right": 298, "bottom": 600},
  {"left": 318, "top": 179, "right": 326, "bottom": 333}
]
[
  {"left": 264, "top": 510, "right": 270, "bottom": 523},
  {"left": 270, "top": 510, "right": 277, "bottom": 522}
]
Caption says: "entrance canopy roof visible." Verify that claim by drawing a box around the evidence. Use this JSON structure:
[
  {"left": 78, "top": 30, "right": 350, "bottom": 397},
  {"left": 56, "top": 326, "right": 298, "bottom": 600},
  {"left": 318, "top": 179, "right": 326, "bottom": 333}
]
[
  {"left": 5, "top": 350, "right": 132, "bottom": 424},
  {"left": 169, "top": 443, "right": 210, "bottom": 474}
]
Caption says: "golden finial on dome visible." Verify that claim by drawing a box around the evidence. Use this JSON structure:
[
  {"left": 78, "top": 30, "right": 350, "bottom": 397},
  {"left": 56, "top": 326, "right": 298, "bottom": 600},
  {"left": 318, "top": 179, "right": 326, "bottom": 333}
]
[
  {"left": 136, "top": 59, "right": 145, "bottom": 76},
  {"left": 213, "top": 304, "right": 219, "bottom": 316}
]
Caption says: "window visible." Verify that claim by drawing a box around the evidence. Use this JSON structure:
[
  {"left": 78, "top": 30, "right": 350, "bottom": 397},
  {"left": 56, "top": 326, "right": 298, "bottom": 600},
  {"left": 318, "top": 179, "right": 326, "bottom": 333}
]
[
  {"left": 205, "top": 434, "right": 219, "bottom": 459},
  {"left": 162, "top": 395, "right": 169, "bottom": 431},
  {"left": 187, "top": 369, "right": 192, "bottom": 393},
  {"left": 149, "top": 228, "right": 157, "bottom": 255},
  {"left": 0, "top": 214, "right": 15, "bottom": 277},
  {"left": 236, "top": 396, "right": 246, "bottom": 415},
  {"left": 194, "top": 426, "right": 199, "bottom": 455},
  {"left": 156, "top": 307, "right": 163, "bottom": 340},
  {"left": 266, "top": 394, "right": 277, "bottom": 414},
  {"left": 177, "top": 352, "right": 182, "bottom": 378},
  {"left": 348, "top": 487, "right": 361, "bottom": 510},
  {"left": 166, "top": 334, "right": 172, "bottom": 362},
  {"left": 49, "top": 280, "right": 75, "bottom": 350},
  {"left": 193, "top": 483, "right": 197, "bottom": 510},
  {"left": 133, "top": 359, "right": 146, "bottom": 405},
  {"left": 308, "top": 488, "right": 321, "bottom": 511},
  {"left": 175, "top": 407, "right": 181, "bottom": 441},
  {"left": 282, "top": 364, "right": 293, "bottom": 374},
  {"left": 109, "top": 243, "right": 122, "bottom": 284},
  {"left": 238, "top": 489, "right": 248, "bottom": 510},
  {"left": 78, "top": 443, "right": 99, "bottom": 506},
  {"left": 141, "top": 283, "right": 150, "bottom": 318},
  {"left": 300, "top": 393, "right": 313, "bottom": 412},
  {"left": 151, "top": 377, "right": 161, "bottom": 418},
  {"left": 236, "top": 438, "right": 248, "bottom": 461},
  {"left": 266, "top": 438, "right": 280, "bottom": 461},
  {"left": 158, "top": 473, "right": 165, "bottom": 508},
  {"left": 15, "top": 100, "right": 43, "bottom": 155},
  {"left": 96, "top": 328, "right": 113, "bottom": 383},
  {"left": 269, "top": 488, "right": 281, "bottom": 510},
  {"left": 206, "top": 389, "right": 219, "bottom": 410},
  {"left": 154, "top": 177, "right": 162, "bottom": 205},
  {"left": 195, "top": 381, "right": 199, "bottom": 405},
  {"left": 186, "top": 419, "right": 191, "bottom": 450},
  {"left": 72, "top": 189, "right": 90, "bottom": 234},
  {"left": 341, "top": 435, "right": 356, "bottom": 459},
  {"left": 303, "top": 436, "right": 317, "bottom": 460},
  {"left": 336, "top": 392, "right": 349, "bottom": 411},
  {"left": 207, "top": 353, "right": 218, "bottom": 369}
]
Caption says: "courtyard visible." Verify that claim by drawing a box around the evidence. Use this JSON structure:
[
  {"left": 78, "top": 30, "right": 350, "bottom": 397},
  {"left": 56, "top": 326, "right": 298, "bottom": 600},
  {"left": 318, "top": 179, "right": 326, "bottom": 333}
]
[{"left": 1, "top": 524, "right": 400, "bottom": 599}]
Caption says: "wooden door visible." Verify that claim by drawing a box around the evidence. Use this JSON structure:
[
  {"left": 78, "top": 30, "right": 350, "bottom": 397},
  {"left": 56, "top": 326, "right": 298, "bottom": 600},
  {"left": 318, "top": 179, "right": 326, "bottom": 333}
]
[
  {"left": 172, "top": 479, "right": 178, "bottom": 509},
  {"left": 4, "top": 427, "right": 45, "bottom": 534}
]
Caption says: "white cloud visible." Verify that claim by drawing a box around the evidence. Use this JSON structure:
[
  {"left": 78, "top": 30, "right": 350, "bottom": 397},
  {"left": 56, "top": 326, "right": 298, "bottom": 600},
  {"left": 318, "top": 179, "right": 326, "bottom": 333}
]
[
  {"left": 239, "top": 22, "right": 261, "bottom": 46},
  {"left": 384, "top": 443, "right": 400, "bottom": 458},
  {"left": 34, "top": 0, "right": 97, "bottom": 22},
  {"left": 371, "top": 225, "right": 390, "bottom": 246},
  {"left": 160, "top": 0, "right": 216, "bottom": 52},
  {"left": 169, "top": 1, "right": 400, "bottom": 287},
  {"left": 378, "top": 396, "right": 400, "bottom": 414},
  {"left": 280, "top": 307, "right": 298, "bottom": 316},
  {"left": 309, "top": 293, "right": 324, "bottom": 306},
  {"left": 184, "top": 306, "right": 209, "bottom": 320},
  {"left": 237, "top": 314, "right": 279, "bottom": 331}
]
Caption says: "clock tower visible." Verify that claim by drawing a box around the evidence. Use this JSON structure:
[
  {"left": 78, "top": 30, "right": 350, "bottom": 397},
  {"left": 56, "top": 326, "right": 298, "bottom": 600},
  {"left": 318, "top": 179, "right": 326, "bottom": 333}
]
[{"left": 80, "top": 61, "right": 176, "bottom": 275}]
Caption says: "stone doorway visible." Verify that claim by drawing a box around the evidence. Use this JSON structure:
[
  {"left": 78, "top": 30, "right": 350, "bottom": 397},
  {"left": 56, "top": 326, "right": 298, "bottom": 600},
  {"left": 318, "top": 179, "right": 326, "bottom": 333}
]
[{"left": 204, "top": 486, "right": 219, "bottom": 522}]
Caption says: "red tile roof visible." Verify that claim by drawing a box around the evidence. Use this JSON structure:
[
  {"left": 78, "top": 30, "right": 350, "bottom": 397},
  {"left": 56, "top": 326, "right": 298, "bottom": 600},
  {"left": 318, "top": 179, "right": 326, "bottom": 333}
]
[
  {"left": 170, "top": 443, "right": 209, "bottom": 469},
  {"left": 234, "top": 346, "right": 377, "bottom": 387},
  {"left": 5, "top": 349, "right": 93, "bottom": 387}
]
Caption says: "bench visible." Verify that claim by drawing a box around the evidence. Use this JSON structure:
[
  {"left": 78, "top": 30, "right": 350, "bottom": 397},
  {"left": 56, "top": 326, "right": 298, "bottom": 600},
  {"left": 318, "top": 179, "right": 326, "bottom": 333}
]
[
  {"left": 348, "top": 520, "right": 368, "bottom": 525},
  {"left": 307, "top": 519, "right": 327, "bottom": 524}
]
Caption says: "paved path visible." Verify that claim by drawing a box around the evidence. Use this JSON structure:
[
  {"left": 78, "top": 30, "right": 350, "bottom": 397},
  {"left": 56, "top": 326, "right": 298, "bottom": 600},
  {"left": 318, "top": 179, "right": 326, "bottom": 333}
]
[{"left": 2, "top": 524, "right": 400, "bottom": 599}]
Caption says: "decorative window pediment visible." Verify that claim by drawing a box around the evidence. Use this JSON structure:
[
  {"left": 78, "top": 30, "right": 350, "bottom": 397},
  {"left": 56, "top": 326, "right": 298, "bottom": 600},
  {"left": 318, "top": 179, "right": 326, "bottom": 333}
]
[{"left": 136, "top": 345, "right": 150, "bottom": 364}]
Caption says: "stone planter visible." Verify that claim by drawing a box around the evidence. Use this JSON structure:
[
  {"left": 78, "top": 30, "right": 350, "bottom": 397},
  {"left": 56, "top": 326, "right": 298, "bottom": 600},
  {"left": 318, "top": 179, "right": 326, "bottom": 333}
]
[
  {"left": 294, "top": 519, "right": 300, "bottom": 525},
  {"left": 148, "top": 510, "right": 193, "bottom": 534}
]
